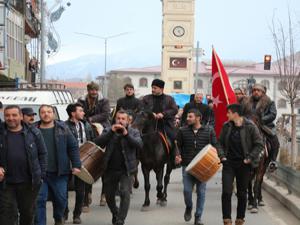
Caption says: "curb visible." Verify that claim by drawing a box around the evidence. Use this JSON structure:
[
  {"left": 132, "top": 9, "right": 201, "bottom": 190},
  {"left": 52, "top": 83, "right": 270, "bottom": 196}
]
[{"left": 263, "top": 178, "right": 300, "bottom": 220}]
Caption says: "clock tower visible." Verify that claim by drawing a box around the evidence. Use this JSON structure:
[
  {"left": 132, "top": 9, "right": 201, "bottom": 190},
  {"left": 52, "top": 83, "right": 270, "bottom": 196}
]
[{"left": 161, "top": 0, "right": 195, "bottom": 94}]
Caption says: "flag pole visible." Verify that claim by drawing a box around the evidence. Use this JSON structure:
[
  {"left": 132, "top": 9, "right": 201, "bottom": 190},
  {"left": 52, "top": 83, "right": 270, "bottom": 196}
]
[{"left": 212, "top": 48, "right": 230, "bottom": 105}]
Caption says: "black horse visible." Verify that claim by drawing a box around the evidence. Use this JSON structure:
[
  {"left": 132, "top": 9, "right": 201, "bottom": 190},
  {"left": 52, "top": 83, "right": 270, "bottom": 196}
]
[
  {"left": 247, "top": 120, "right": 273, "bottom": 213},
  {"left": 131, "top": 111, "right": 173, "bottom": 210}
]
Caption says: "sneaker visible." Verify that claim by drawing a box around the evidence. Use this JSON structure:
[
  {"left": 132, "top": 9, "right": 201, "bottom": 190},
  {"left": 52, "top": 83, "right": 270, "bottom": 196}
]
[
  {"left": 184, "top": 207, "right": 192, "bottom": 222},
  {"left": 73, "top": 216, "right": 82, "bottom": 224},
  {"left": 194, "top": 216, "right": 204, "bottom": 225}
]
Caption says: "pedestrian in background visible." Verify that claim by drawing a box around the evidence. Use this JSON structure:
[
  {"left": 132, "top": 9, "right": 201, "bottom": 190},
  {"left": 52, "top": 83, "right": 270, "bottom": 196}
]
[{"left": 22, "top": 107, "right": 37, "bottom": 124}]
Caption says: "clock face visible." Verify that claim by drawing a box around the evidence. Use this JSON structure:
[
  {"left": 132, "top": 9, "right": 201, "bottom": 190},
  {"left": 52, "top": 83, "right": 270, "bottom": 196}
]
[{"left": 173, "top": 26, "right": 185, "bottom": 37}]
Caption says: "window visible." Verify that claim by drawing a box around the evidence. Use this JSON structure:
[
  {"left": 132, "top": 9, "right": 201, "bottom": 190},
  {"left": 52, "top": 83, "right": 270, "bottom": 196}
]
[
  {"left": 261, "top": 80, "right": 270, "bottom": 89},
  {"left": 278, "top": 81, "right": 287, "bottom": 90},
  {"left": 295, "top": 99, "right": 300, "bottom": 108},
  {"left": 277, "top": 99, "right": 287, "bottom": 108},
  {"left": 194, "top": 79, "right": 203, "bottom": 89},
  {"left": 232, "top": 79, "right": 248, "bottom": 90},
  {"left": 6, "top": 10, "right": 24, "bottom": 64},
  {"left": 173, "top": 80, "right": 182, "bottom": 89},
  {"left": 139, "top": 78, "right": 148, "bottom": 87}
]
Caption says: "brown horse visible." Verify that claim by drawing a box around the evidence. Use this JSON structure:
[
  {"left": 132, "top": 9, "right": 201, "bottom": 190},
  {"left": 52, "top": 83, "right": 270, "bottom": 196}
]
[{"left": 247, "top": 118, "right": 273, "bottom": 213}]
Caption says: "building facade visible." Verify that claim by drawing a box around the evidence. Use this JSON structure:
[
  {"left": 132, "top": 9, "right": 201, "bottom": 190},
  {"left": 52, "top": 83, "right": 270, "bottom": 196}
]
[
  {"left": 0, "top": 0, "right": 40, "bottom": 84},
  {"left": 106, "top": 61, "right": 299, "bottom": 118}
]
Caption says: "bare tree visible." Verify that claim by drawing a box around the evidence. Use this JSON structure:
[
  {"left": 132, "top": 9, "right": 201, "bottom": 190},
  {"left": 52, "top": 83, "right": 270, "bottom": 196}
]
[{"left": 270, "top": 9, "right": 300, "bottom": 167}]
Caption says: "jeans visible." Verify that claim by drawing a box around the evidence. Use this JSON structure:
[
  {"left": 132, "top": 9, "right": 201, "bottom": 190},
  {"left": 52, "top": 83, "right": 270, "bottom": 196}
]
[
  {"left": 182, "top": 166, "right": 206, "bottom": 218},
  {"left": 0, "top": 183, "right": 40, "bottom": 225},
  {"left": 65, "top": 176, "right": 86, "bottom": 217},
  {"left": 104, "top": 171, "right": 132, "bottom": 224},
  {"left": 222, "top": 161, "right": 251, "bottom": 220},
  {"left": 35, "top": 173, "right": 68, "bottom": 225}
]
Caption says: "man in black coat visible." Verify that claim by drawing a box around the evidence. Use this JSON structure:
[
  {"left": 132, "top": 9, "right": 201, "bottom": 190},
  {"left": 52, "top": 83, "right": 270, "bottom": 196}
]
[
  {"left": 114, "top": 83, "right": 141, "bottom": 123},
  {"left": 142, "top": 79, "right": 178, "bottom": 166},
  {"left": 95, "top": 110, "right": 142, "bottom": 225},
  {"left": 0, "top": 105, "right": 47, "bottom": 225},
  {"left": 181, "top": 93, "right": 210, "bottom": 126},
  {"left": 218, "top": 104, "right": 263, "bottom": 225}
]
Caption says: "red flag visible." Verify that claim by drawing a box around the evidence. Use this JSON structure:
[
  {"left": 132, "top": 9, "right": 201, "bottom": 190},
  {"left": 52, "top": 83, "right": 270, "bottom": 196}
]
[{"left": 212, "top": 48, "right": 237, "bottom": 137}]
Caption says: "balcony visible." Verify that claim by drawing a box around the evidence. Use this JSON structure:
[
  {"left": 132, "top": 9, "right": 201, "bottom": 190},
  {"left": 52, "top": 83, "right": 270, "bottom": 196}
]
[{"left": 25, "top": 3, "right": 40, "bottom": 38}]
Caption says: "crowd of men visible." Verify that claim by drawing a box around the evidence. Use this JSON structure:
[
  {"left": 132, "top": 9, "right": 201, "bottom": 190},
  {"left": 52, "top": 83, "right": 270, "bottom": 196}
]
[{"left": 0, "top": 79, "right": 279, "bottom": 225}]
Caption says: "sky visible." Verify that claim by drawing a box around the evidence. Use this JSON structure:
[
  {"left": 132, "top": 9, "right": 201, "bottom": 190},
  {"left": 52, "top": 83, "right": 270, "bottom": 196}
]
[{"left": 46, "top": 0, "right": 300, "bottom": 66}]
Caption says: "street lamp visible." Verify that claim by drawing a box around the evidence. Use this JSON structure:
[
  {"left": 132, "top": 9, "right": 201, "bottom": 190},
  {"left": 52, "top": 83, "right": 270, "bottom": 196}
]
[{"left": 75, "top": 31, "right": 130, "bottom": 76}]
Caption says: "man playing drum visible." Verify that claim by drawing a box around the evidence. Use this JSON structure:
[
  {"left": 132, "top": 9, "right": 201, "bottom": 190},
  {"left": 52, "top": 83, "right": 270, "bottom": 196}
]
[
  {"left": 218, "top": 104, "right": 263, "bottom": 225},
  {"left": 94, "top": 110, "right": 142, "bottom": 225},
  {"left": 175, "top": 109, "right": 218, "bottom": 225},
  {"left": 78, "top": 81, "right": 111, "bottom": 206},
  {"left": 65, "top": 103, "right": 96, "bottom": 223}
]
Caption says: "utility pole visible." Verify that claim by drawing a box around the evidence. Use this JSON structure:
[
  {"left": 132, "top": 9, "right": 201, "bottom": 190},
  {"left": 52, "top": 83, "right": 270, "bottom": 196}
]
[
  {"left": 40, "top": 0, "right": 46, "bottom": 83},
  {"left": 194, "top": 41, "right": 200, "bottom": 93}
]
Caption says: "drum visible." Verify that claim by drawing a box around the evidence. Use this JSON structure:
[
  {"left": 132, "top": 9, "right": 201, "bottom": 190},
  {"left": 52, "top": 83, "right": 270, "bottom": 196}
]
[
  {"left": 185, "top": 144, "right": 221, "bottom": 182},
  {"left": 75, "top": 141, "right": 105, "bottom": 184}
]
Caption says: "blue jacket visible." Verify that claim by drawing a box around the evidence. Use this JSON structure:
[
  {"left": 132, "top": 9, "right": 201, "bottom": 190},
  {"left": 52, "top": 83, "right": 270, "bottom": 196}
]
[
  {"left": 0, "top": 122, "right": 47, "bottom": 188},
  {"left": 36, "top": 120, "right": 81, "bottom": 175}
]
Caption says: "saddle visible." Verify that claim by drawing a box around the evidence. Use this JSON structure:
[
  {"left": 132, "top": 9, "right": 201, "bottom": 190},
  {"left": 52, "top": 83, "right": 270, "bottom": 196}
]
[{"left": 158, "top": 132, "right": 171, "bottom": 155}]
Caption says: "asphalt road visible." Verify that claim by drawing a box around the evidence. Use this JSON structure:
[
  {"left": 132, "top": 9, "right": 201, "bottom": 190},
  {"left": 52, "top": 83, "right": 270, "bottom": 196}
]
[{"left": 46, "top": 167, "right": 300, "bottom": 225}]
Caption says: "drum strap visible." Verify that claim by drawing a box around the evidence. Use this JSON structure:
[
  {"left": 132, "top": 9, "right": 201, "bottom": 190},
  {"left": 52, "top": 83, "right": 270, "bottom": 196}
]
[{"left": 158, "top": 132, "right": 170, "bottom": 155}]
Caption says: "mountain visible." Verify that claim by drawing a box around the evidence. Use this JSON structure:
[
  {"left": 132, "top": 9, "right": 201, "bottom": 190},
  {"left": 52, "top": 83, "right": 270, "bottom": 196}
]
[{"left": 46, "top": 49, "right": 160, "bottom": 81}]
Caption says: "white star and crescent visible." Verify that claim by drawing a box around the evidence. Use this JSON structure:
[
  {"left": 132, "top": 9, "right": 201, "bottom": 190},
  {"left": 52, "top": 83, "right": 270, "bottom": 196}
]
[
  {"left": 212, "top": 72, "right": 220, "bottom": 84},
  {"left": 212, "top": 95, "right": 223, "bottom": 107}
]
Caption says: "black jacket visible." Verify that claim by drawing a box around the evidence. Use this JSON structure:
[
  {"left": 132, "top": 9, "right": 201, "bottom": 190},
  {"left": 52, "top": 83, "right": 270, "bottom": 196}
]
[
  {"left": 116, "top": 95, "right": 142, "bottom": 114},
  {"left": 64, "top": 119, "right": 95, "bottom": 143},
  {"left": 218, "top": 118, "right": 264, "bottom": 168},
  {"left": 78, "top": 95, "right": 111, "bottom": 128},
  {"left": 176, "top": 125, "right": 218, "bottom": 166},
  {"left": 0, "top": 122, "right": 47, "bottom": 188},
  {"left": 94, "top": 127, "right": 143, "bottom": 175},
  {"left": 181, "top": 102, "right": 210, "bottom": 126},
  {"left": 142, "top": 94, "right": 178, "bottom": 130}
]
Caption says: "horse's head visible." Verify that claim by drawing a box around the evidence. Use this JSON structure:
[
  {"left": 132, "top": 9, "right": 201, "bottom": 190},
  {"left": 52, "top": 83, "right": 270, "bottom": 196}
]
[{"left": 131, "top": 110, "right": 155, "bottom": 132}]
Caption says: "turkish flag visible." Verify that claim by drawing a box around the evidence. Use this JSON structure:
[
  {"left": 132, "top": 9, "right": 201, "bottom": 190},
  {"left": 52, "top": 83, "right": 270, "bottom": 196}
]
[
  {"left": 212, "top": 48, "right": 237, "bottom": 137},
  {"left": 169, "top": 57, "right": 187, "bottom": 68}
]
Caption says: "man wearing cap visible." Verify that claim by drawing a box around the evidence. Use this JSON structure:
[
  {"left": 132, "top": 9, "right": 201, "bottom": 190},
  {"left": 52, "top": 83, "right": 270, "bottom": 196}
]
[
  {"left": 243, "top": 83, "right": 279, "bottom": 172},
  {"left": 22, "top": 107, "right": 37, "bottom": 124},
  {"left": 78, "top": 81, "right": 110, "bottom": 128},
  {"left": 141, "top": 79, "right": 178, "bottom": 165}
]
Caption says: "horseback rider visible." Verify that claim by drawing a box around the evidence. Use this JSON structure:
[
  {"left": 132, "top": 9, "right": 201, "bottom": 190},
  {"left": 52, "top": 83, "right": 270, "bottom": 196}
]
[
  {"left": 77, "top": 81, "right": 111, "bottom": 128},
  {"left": 141, "top": 79, "right": 178, "bottom": 167},
  {"left": 114, "top": 83, "right": 142, "bottom": 124},
  {"left": 243, "top": 83, "right": 279, "bottom": 171}
]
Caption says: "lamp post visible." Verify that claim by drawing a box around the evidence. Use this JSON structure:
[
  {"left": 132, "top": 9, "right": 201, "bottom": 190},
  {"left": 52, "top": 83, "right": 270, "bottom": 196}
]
[
  {"left": 75, "top": 32, "right": 130, "bottom": 73},
  {"left": 75, "top": 32, "right": 130, "bottom": 97}
]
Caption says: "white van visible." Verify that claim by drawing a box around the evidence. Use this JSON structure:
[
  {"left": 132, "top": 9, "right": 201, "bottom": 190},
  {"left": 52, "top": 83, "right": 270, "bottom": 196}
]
[{"left": 0, "top": 83, "right": 74, "bottom": 121}]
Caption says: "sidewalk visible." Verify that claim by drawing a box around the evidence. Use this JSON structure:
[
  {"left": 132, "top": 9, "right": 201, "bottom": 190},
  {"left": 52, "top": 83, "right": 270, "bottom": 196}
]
[{"left": 263, "top": 177, "right": 300, "bottom": 220}]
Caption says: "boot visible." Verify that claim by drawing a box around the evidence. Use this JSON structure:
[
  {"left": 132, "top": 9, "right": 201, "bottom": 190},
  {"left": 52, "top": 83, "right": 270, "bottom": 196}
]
[
  {"left": 235, "top": 219, "right": 245, "bottom": 225},
  {"left": 223, "top": 219, "right": 232, "bottom": 225}
]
